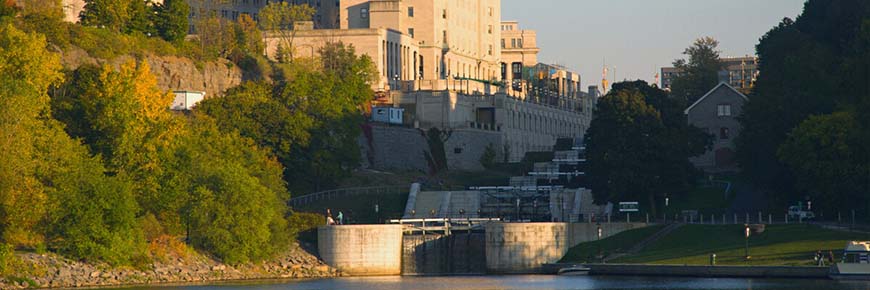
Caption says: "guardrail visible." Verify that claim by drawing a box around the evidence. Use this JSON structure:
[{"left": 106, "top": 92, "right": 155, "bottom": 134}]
[
  {"left": 389, "top": 218, "right": 502, "bottom": 235},
  {"left": 289, "top": 185, "right": 408, "bottom": 208}
]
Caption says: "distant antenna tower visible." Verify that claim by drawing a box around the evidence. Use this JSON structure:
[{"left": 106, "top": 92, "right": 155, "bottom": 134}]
[{"left": 601, "top": 59, "right": 609, "bottom": 94}]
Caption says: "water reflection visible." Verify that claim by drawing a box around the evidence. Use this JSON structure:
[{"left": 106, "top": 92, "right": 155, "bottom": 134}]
[{"left": 108, "top": 275, "right": 870, "bottom": 290}]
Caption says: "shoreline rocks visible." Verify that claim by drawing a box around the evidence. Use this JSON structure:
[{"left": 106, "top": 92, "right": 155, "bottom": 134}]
[{"left": 0, "top": 244, "right": 340, "bottom": 289}]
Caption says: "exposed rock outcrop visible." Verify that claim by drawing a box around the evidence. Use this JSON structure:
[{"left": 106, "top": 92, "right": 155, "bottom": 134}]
[{"left": 58, "top": 46, "right": 243, "bottom": 98}]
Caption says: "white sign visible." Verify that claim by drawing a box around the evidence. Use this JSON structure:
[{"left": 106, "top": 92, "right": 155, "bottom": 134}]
[{"left": 619, "top": 202, "right": 639, "bottom": 212}]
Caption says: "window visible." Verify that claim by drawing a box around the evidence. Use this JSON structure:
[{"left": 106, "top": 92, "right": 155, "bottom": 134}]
[
  {"left": 488, "top": 45, "right": 492, "bottom": 55},
  {"left": 442, "top": 9, "right": 447, "bottom": 19},
  {"left": 511, "top": 62, "right": 522, "bottom": 80},
  {"left": 487, "top": 7, "right": 493, "bottom": 16},
  {"left": 511, "top": 38, "right": 516, "bottom": 48},
  {"left": 487, "top": 25, "right": 492, "bottom": 34},
  {"left": 408, "top": 28, "right": 414, "bottom": 38},
  {"left": 501, "top": 39, "right": 505, "bottom": 48},
  {"left": 408, "top": 7, "right": 414, "bottom": 17},
  {"left": 720, "top": 127, "right": 730, "bottom": 140},
  {"left": 501, "top": 63, "right": 507, "bottom": 80},
  {"left": 717, "top": 104, "right": 732, "bottom": 117},
  {"left": 517, "top": 39, "right": 523, "bottom": 48},
  {"left": 361, "top": 8, "right": 368, "bottom": 19},
  {"left": 442, "top": 30, "right": 447, "bottom": 43}
]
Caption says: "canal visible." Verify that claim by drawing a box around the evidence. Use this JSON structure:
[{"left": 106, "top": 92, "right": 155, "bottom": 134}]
[{"left": 102, "top": 275, "right": 870, "bottom": 290}]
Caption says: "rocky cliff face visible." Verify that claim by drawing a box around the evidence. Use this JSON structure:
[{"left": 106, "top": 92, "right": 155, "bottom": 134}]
[{"left": 60, "top": 46, "right": 243, "bottom": 98}]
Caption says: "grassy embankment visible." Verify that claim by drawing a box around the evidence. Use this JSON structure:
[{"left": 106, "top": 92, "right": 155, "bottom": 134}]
[
  {"left": 562, "top": 224, "right": 870, "bottom": 266},
  {"left": 559, "top": 225, "right": 666, "bottom": 263}
]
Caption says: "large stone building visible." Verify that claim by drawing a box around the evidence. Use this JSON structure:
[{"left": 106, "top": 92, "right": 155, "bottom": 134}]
[
  {"left": 685, "top": 82, "right": 748, "bottom": 172},
  {"left": 661, "top": 56, "right": 758, "bottom": 93},
  {"left": 499, "top": 21, "right": 538, "bottom": 82},
  {"left": 101, "top": 0, "right": 595, "bottom": 167}
]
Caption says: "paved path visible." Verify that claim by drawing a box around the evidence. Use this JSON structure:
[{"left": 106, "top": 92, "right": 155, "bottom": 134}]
[
  {"left": 726, "top": 179, "right": 767, "bottom": 215},
  {"left": 604, "top": 223, "right": 684, "bottom": 262}
]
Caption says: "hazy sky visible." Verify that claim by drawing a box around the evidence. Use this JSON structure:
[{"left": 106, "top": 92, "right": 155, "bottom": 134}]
[{"left": 501, "top": 0, "right": 806, "bottom": 89}]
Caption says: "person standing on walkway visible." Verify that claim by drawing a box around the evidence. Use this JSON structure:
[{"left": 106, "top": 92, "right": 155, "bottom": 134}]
[
  {"left": 337, "top": 211, "right": 344, "bottom": 225},
  {"left": 326, "top": 208, "right": 335, "bottom": 225}
]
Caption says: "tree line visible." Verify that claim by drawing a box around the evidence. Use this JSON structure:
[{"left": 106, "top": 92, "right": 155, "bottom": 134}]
[
  {"left": 585, "top": 0, "right": 870, "bottom": 218},
  {"left": 0, "top": 1, "right": 375, "bottom": 270}
]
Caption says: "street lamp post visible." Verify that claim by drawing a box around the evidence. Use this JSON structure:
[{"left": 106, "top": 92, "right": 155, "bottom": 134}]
[
  {"left": 744, "top": 225, "right": 751, "bottom": 260},
  {"left": 597, "top": 224, "right": 603, "bottom": 262}
]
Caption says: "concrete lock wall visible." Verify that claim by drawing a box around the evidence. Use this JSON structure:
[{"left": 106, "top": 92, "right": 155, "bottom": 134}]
[
  {"left": 402, "top": 233, "right": 486, "bottom": 275},
  {"left": 485, "top": 223, "right": 570, "bottom": 274},
  {"left": 318, "top": 225, "right": 404, "bottom": 276},
  {"left": 485, "top": 222, "right": 648, "bottom": 274}
]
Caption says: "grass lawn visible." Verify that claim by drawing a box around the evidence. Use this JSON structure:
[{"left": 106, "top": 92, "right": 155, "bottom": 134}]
[
  {"left": 560, "top": 225, "right": 666, "bottom": 263},
  {"left": 613, "top": 224, "right": 870, "bottom": 266}
]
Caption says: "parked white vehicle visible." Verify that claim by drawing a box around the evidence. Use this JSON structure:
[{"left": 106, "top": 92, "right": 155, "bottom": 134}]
[{"left": 788, "top": 205, "right": 815, "bottom": 220}]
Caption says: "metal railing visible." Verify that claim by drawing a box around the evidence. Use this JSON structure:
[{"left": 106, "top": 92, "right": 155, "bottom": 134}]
[
  {"left": 289, "top": 185, "right": 408, "bottom": 208},
  {"left": 389, "top": 218, "right": 501, "bottom": 235}
]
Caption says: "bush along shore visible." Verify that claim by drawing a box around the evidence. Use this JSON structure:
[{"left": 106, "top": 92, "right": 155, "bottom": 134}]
[{"left": 0, "top": 243, "right": 340, "bottom": 289}]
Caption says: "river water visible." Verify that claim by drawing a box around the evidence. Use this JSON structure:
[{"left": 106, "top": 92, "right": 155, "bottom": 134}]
[{"left": 105, "top": 275, "right": 870, "bottom": 290}]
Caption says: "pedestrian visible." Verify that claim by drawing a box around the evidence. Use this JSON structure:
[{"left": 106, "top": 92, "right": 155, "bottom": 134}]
[
  {"left": 326, "top": 208, "right": 334, "bottom": 225},
  {"left": 816, "top": 250, "right": 823, "bottom": 266},
  {"left": 337, "top": 211, "right": 344, "bottom": 225},
  {"left": 829, "top": 250, "right": 835, "bottom": 264}
]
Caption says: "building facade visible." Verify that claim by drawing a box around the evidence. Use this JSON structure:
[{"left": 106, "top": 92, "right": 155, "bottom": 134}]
[
  {"left": 685, "top": 82, "right": 748, "bottom": 172},
  {"left": 184, "top": 0, "right": 594, "bottom": 166}
]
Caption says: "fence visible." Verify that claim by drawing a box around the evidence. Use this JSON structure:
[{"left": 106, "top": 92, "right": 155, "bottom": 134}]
[{"left": 289, "top": 185, "right": 408, "bottom": 208}]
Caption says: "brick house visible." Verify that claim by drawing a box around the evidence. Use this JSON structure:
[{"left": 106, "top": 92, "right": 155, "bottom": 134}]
[{"left": 685, "top": 82, "right": 749, "bottom": 172}]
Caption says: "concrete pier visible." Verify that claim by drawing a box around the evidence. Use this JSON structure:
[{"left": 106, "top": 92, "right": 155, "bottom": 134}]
[
  {"left": 485, "top": 222, "right": 648, "bottom": 273},
  {"left": 317, "top": 225, "right": 404, "bottom": 276}
]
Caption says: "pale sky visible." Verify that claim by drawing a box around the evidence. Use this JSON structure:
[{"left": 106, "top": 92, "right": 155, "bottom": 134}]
[{"left": 501, "top": 0, "right": 806, "bottom": 89}]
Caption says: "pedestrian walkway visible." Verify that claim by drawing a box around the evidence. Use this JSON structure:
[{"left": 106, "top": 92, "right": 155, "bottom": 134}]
[{"left": 604, "top": 223, "right": 684, "bottom": 262}]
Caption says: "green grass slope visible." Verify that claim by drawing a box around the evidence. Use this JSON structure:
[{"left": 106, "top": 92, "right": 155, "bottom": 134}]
[
  {"left": 560, "top": 225, "right": 665, "bottom": 263},
  {"left": 613, "top": 224, "right": 870, "bottom": 266}
]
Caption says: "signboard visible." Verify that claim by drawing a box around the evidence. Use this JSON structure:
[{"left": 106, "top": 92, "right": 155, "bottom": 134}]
[{"left": 619, "top": 202, "right": 639, "bottom": 213}]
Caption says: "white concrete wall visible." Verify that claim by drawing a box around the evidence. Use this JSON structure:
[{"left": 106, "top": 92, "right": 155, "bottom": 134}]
[
  {"left": 318, "top": 225, "right": 404, "bottom": 276},
  {"left": 485, "top": 222, "right": 648, "bottom": 273}
]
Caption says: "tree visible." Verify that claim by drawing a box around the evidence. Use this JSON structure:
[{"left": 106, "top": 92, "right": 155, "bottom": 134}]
[
  {"left": 80, "top": 0, "right": 131, "bottom": 32},
  {"left": 736, "top": 0, "right": 870, "bottom": 207},
  {"left": 585, "top": 81, "right": 710, "bottom": 216},
  {"left": 0, "top": 23, "right": 64, "bottom": 247},
  {"left": 0, "top": 24, "right": 144, "bottom": 265},
  {"left": 180, "top": 116, "right": 290, "bottom": 265},
  {"left": 585, "top": 89, "right": 664, "bottom": 214},
  {"left": 259, "top": 2, "right": 315, "bottom": 61},
  {"left": 199, "top": 42, "right": 376, "bottom": 193},
  {"left": 235, "top": 14, "right": 262, "bottom": 55},
  {"left": 669, "top": 37, "right": 722, "bottom": 104},
  {"left": 777, "top": 112, "right": 867, "bottom": 215},
  {"left": 154, "top": 0, "right": 189, "bottom": 42}
]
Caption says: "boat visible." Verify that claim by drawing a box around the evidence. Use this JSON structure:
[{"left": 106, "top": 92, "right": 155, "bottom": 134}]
[
  {"left": 557, "top": 266, "right": 591, "bottom": 276},
  {"left": 830, "top": 241, "right": 870, "bottom": 280}
]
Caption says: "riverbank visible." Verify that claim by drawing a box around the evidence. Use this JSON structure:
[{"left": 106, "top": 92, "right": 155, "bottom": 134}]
[
  {"left": 0, "top": 243, "right": 340, "bottom": 289},
  {"left": 545, "top": 263, "right": 830, "bottom": 279}
]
